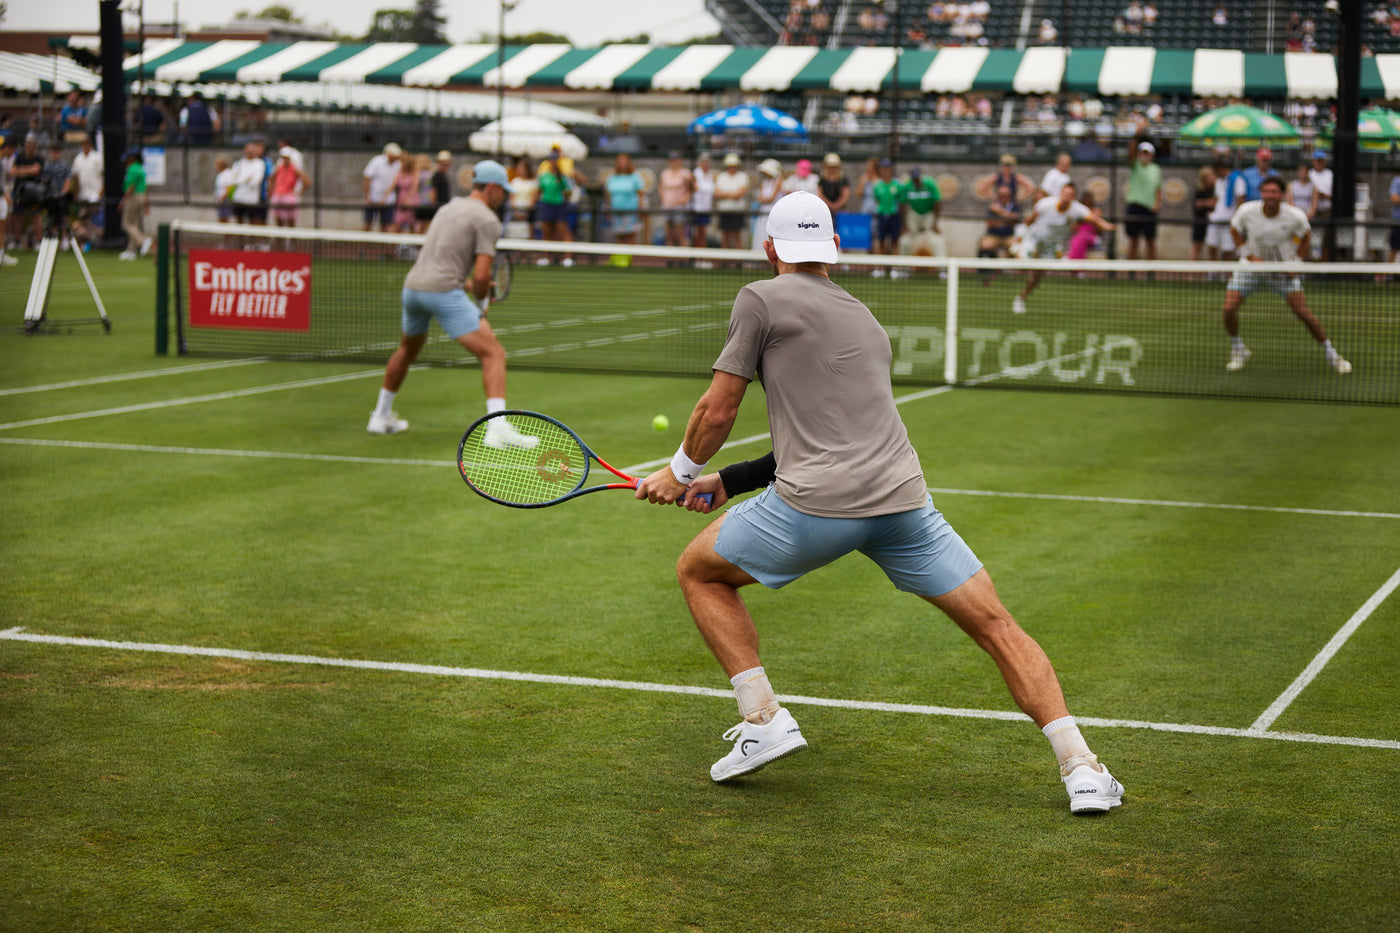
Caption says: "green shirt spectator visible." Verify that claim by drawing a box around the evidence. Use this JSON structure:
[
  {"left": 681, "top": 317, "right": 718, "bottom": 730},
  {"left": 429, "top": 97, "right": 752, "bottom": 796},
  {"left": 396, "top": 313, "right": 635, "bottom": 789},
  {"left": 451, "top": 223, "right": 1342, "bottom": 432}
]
[
  {"left": 904, "top": 174, "right": 941, "bottom": 216},
  {"left": 537, "top": 167, "right": 566, "bottom": 206},
  {"left": 124, "top": 160, "right": 148, "bottom": 196},
  {"left": 1127, "top": 153, "right": 1162, "bottom": 211},
  {"left": 872, "top": 178, "right": 906, "bottom": 217}
]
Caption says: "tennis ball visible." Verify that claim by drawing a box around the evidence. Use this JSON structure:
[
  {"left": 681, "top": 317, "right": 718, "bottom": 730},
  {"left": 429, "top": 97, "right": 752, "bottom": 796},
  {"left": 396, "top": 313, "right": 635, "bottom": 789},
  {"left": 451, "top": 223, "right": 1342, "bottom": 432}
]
[{"left": 652, "top": 414, "right": 669, "bottom": 432}]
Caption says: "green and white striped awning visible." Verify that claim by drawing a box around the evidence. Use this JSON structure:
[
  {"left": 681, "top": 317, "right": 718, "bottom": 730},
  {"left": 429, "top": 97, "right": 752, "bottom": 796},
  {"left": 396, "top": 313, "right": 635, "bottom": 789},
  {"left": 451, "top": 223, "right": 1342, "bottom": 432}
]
[{"left": 122, "top": 41, "right": 1400, "bottom": 101}]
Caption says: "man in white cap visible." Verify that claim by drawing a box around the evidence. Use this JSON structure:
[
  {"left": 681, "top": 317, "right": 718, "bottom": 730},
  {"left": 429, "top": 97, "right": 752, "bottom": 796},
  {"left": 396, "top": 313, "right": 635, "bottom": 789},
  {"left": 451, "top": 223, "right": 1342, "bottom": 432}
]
[
  {"left": 367, "top": 159, "right": 539, "bottom": 449},
  {"left": 634, "top": 191, "right": 1124, "bottom": 815},
  {"left": 1124, "top": 140, "right": 1162, "bottom": 261},
  {"left": 362, "top": 142, "right": 402, "bottom": 233}
]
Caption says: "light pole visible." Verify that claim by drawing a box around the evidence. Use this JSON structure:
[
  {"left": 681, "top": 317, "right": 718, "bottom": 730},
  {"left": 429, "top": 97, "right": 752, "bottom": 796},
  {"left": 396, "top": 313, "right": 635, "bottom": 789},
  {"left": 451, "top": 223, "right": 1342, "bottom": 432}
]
[{"left": 497, "top": 0, "right": 520, "bottom": 160}]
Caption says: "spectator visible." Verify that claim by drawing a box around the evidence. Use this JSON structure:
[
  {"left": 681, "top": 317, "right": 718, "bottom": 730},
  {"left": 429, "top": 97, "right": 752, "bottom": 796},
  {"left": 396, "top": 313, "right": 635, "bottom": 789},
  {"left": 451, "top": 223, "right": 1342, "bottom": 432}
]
[
  {"left": 213, "top": 154, "right": 234, "bottom": 224},
  {"left": 1309, "top": 150, "right": 1334, "bottom": 260},
  {"left": 1124, "top": 141, "right": 1163, "bottom": 261},
  {"left": 753, "top": 158, "right": 784, "bottom": 245},
  {"left": 39, "top": 141, "right": 72, "bottom": 244},
  {"left": 1388, "top": 171, "right": 1400, "bottom": 269},
  {"left": 0, "top": 114, "right": 13, "bottom": 149},
  {"left": 1212, "top": 2, "right": 1228, "bottom": 25},
  {"left": 423, "top": 151, "right": 454, "bottom": 225},
  {"left": 1191, "top": 165, "right": 1217, "bottom": 262},
  {"left": 714, "top": 152, "right": 751, "bottom": 251},
  {"left": 179, "top": 92, "right": 220, "bottom": 146},
  {"left": 362, "top": 142, "right": 401, "bottom": 233},
  {"left": 900, "top": 165, "right": 945, "bottom": 273},
  {"left": 230, "top": 140, "right": 268, "bottom": 227},
  {"left": 135, "top": 94, "right": 166, "bottom": 144},
  {"left": 1205, "top": 147, "right": 1239, "bottom": 265},
  {"left": 1071, "top": 133, "right": 1113, "bottom": 164},
  {"left": 1236, "top": 146, "right": 1281, "bottom": 206},
  {"left": 269, "top": 146, "right": 312, "bottom": 229},
  {"left": 1287, "top": 162, "right": 1316, "bottom": 222},
  {"left": 1123, "top": 0, "right": 1144, "bottom": 34},
  {"left": 658, "top": 151, "right": 694, "bottom": 248},
  {"left": 604, "top": 153, "right": 647, "bottom": 246},
  {"left": 505, "top": 156, "right": 537, "bottom": 239},
  {"left": 118, "top": 147, "right": 151, "bottom": 260},
  {"left": 70, "top": 134, "right": 103, "bottom": 246},
  {"left": 534, "top": 154, "right": 573, "bottom": 263},
  {"left": 1039, "top": 152, "right": 1073, "bottom": 199},
  {"left": 976, "top": 154, "right": 1035, "bottom": 204},
  {"left": 871, "top": 158, "right": 904, "bottom": 270},
  {"left": 1067, "top": 191, "right": 1108, "bottom": 261},
  {"left": 856, "top": 157, "right": 880, "bottom": 215},
  {"left": 691, "top": 152, "right": 715, "bottom": 255},
  {"left": 781, "top": 158, "right": 819, "bottom": 196},
  {"left": 1037, "top": 18, "right": 1058, "bottom": 44},
  {"left": 978, "top": 184, "right": 1023, "bottom": 282},
  {"left": 24, "top": 115, "right": 51, "bottom": 150},
  {"left": 9, "top": 136, "right": 44, "bottom": 248},
  {"left": 817, "top": 153, "right": 851, "bottom": 219},
  {"left": 1143, "top": 1, "right": 1158, "bottom": 30},
  {"left": 59, "top": 91, "right": 89, "bottom": 143},
  {"left": 392, "top": 151, "right": 421, "bottom": 234}
]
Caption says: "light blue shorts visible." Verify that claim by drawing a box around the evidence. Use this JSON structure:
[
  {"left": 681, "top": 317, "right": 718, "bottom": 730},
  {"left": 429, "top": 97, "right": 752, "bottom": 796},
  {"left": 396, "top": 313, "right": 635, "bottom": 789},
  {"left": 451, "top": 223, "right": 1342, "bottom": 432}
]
[
  {"left": 714, "top": 488, "right": 983, "bottom": 596},
  {"left": 401, "top": 287, "right": 483, "bottom": 340}
]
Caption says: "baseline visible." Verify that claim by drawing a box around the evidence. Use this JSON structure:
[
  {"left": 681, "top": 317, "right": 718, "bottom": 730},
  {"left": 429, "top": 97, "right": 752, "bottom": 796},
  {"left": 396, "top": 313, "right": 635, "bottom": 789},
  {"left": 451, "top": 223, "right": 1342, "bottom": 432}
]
[{"left": 3, "top": 628, "right": 1395, "bottom": 752}]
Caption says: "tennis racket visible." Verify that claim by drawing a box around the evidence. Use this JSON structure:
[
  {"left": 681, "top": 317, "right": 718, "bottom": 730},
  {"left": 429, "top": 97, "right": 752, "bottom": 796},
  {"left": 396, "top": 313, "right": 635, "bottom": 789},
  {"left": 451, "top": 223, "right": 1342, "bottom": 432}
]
[
  {"left": 458, "top": 410, "right": 710, "bottom": 509},
  {"left": 491, "top": 251, "right": 512, "bottom": 302}
]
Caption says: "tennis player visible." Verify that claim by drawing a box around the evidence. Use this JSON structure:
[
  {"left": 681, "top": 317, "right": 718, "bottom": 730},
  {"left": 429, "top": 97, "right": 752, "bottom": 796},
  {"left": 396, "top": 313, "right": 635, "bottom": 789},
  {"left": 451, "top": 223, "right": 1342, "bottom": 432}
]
[
  {"left": 1012, "top": 182, "right": 1114, "bottom": 314},
  {"left": 367, "top": 159, "right": 538, "bottom": 449},
  {"left": 636, "top": 191, "right": 1123, "bottom": 814},
  {"left": 1222, "top": 176, "right": 1352, "bottom": 374}
]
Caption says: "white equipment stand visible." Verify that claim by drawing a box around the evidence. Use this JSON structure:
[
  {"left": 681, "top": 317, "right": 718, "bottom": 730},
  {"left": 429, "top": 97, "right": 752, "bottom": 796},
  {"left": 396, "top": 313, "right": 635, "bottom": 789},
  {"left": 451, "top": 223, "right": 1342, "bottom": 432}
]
[{"left": 21, "top": 236, "right": 111, "bottom": 335}]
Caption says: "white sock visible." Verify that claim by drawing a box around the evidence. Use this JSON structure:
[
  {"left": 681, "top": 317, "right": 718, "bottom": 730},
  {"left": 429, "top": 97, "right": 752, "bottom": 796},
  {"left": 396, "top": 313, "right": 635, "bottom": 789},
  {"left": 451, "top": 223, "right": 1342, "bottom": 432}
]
[
  {"left": 486, "top": 397, "right": 506, "bottom": 414},
  {"left": 1322, "top": 339, "right": 1338, "bottom": 359},
  {"left": 730, "top": 666, "right": 780, "bottom": 725},
  {"left": 375, "top": 388, "right": 396, "bottom": 417},
  {"left": 1231, "top": 335, "right": 1246, "bottom": 352},
  {"left": 1042, "top": 715, "right": 1098, "bottom": 775}
]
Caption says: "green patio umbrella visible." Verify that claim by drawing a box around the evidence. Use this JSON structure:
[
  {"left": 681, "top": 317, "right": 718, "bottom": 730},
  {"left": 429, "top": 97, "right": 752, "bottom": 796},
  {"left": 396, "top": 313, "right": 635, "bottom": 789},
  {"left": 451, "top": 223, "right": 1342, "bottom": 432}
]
[
  {"left": 1177, "top": 104, "right": 1302, "bottom": 149},
  {"left": 1320, "top": 107, "right": 1400, "bottom": 153}
]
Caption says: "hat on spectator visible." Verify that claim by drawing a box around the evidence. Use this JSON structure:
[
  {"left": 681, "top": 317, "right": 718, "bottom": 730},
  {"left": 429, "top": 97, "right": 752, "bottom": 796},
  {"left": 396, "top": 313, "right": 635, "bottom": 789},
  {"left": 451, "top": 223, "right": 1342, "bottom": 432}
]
[
  {"left": 823, "top": 153, "right": 841, "bottom": 166},
  {"left": 471, "top": 159, "right": 514, "bottom": 193},
  {"left": 1312, "top": 148, "right": 1328, "bottom": 159},
  {"left": 795, "top": 158, "right": 812, "bottom": 176},
  {"left": 758, "top": 158, "right": 782, "bottom": 177},
  {"left": 999, "top": 154, "right": 1017, "bottom": 166},
  {"left": 765, "top": 191, "right": 838, "bottom": 264},
  {"left": 1213, "top": 144, "right": 1231, "bottom": 159},
  {"left": 723, "top": 152, "right": 741, "bottom": 167},
  {"left": 436, "top": 150, "right": 452, "bottom": 162},
  {"left": 668, "top": 150, "right": 682, "bottom": 160},
  {"left": 384, "top": 142, "right": 403, "bottom": 157},
  {"left": 1138, "top": 141, "right": 1156, "bottom": 153},
  {"left": 278, "top": 146, "right": 294, "bottom": 158}
]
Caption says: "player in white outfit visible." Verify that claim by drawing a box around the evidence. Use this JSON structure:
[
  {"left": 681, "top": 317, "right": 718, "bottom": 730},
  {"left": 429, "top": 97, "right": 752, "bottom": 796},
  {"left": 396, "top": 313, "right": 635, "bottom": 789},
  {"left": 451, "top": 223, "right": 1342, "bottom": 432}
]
[
  {"left": 1013, "top": 183, "right": 1115, "bottom": 314},
  {"left": 1222, "top": 176, "right": 1351, "bottom": 373}
]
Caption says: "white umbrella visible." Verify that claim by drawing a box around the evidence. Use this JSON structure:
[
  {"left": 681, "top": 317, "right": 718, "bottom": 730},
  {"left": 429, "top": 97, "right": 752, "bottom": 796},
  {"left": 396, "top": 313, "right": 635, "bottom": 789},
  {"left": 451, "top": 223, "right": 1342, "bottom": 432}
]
[{"left": 468, "top": 115, "right": 588, "bottom": 160}]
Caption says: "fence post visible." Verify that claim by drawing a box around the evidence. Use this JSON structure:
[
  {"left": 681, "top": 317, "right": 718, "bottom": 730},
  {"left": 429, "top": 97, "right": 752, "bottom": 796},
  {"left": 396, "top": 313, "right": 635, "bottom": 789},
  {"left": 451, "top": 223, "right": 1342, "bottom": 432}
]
[{"left": 155, "top": 222, "right": 170, "bottom": 356}]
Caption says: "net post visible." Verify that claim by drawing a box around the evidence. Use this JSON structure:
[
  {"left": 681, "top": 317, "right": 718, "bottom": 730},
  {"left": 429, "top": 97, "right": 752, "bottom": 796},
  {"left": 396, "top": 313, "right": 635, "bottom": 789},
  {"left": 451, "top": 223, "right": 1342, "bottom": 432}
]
[
  {"left": 944, "top": 261, "right": 959, "bottom": 385},
  {"left": 155, "top": 222, "right": 170, "bottom": 356}
]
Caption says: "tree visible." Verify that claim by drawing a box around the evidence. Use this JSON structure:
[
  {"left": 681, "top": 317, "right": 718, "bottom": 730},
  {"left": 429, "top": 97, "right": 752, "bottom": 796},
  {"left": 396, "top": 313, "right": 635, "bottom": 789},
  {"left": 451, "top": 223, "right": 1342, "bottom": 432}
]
[
  {"left": 234, "top": 3, "right": 303, "bottom": 21},
  {"left": 365, "top": 0, "right": 445, "bottom": 42}
]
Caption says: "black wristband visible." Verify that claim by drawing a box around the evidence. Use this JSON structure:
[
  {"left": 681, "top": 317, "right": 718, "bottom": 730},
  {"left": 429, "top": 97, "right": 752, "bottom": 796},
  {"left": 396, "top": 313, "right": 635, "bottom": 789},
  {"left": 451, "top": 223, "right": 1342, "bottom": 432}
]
[{"left": 719, "top": 452, "right": 777, "bottom": 497}]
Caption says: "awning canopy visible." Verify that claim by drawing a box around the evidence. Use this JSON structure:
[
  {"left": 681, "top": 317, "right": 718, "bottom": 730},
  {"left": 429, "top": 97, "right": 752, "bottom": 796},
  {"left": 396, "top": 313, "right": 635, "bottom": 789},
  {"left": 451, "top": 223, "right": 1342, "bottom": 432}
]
[
  {"left": 119, "top": 41, "right": 1400, "bottom": 101},
  {"left": 0, "top": 51, "right": 102, "bottom": 93}
]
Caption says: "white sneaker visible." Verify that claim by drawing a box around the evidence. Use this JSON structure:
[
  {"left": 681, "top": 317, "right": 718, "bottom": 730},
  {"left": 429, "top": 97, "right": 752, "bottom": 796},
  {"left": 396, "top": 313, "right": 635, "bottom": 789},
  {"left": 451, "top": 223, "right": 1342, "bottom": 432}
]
[
  {"left": 891, "top": 268, "right": 909, "bottom": 279},
  {"left": 1226, "top": 346, "right": 1251, "bottom": 371},
  {"left": 483, "top": 418, "right": 540, "bottom": 450},
  {"left": 871, "top": 268, "right": 886, "bottom": 278},
  {"left": 535, "top": 257, "right": 550, "bottom": 266},
  {"left": 0, "top": 253, "right": 16, "bottom": 266},
  {"left": 139, "top": 238, "right": 152, "bottom": 257},
  {"left": 710, "top": 707, "right": 808, "bottom": 782},
  {"left": 1063, "top": 762, "right": 1124, "bottom": 814},
  {"left": 560, "top": 257, "right": 575, "bottom": 267},
  {"left": 1012, "top": 296, "right": 1027, "bottom": 314},
  {"left": 1330, "top": 355, "right": 1352, "bottom": 375},
  {"left": 366, "top": 411, "right": 409, "bottom": 434},
  {"left": 118, "top": 251, "right": 137, "bottom": 261}
]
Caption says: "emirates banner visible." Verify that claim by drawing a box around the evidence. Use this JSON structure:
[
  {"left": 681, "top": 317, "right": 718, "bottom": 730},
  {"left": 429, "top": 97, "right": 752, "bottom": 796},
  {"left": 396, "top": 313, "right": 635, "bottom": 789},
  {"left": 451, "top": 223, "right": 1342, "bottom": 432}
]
[{"left": 188, "top": 249, "right": 312, "bottom": 331}]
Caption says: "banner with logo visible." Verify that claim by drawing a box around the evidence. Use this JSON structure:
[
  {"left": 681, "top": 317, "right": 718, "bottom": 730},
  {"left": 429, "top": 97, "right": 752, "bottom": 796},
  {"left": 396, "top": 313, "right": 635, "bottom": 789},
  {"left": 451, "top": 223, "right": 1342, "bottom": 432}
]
[{"left": 188, "top": 250, "right": 313, "bottom": 331}]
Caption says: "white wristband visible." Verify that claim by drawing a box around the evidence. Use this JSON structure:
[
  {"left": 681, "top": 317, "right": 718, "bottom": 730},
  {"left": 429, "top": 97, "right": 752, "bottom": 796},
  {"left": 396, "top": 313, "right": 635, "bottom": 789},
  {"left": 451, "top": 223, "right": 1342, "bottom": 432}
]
[{"left": 670, "top": 445, "right": 708, "bottom": 485}]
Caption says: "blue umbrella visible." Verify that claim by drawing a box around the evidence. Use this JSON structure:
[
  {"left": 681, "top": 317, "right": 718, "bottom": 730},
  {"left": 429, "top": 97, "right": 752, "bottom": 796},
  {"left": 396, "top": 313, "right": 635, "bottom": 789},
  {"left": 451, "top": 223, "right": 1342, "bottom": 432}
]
[{"left": 687, "top": 104, "right": 808, "bottom": 139}]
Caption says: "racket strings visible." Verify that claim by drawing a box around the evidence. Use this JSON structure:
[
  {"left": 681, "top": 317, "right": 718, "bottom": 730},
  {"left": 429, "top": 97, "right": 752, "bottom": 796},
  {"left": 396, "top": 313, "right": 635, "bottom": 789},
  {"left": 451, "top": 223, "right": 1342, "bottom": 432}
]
[{"left": 460, "top": 414, "right": 587, "bottom": 505}]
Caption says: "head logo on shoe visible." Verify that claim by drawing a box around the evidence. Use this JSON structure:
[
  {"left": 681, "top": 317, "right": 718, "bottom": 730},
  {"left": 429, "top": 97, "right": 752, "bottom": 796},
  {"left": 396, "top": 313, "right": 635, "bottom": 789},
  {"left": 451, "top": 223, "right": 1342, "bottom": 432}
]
[{"left": 741, "top": 739, "right": 760, "bottom": 756}]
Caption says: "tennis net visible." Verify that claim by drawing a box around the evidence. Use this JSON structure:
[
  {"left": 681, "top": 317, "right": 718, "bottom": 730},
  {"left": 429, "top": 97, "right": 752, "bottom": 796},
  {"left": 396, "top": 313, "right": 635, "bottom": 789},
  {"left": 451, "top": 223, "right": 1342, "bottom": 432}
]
[{"left": 163, "top": 221, "right": 1400, "bottom": 405}]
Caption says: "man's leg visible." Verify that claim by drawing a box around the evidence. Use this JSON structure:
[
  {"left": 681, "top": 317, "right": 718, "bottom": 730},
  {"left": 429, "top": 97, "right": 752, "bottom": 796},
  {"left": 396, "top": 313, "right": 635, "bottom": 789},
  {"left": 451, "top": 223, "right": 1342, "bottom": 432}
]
[
  {"left": 924, "top": 568, "right": 1068, "bottom": 727},
  {"left": 1284, "top": 290, "right": 1328, "bottom": 343},
  {"left": 382, "top": 333, "right": 428, "bottom": 393},
  {"left": 457, "top": 319, "right": 507, "bottom": 401}
]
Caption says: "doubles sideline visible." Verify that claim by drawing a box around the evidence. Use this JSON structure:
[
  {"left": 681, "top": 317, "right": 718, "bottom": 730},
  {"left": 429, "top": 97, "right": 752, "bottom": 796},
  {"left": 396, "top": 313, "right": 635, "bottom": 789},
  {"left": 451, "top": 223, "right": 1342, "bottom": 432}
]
[{"left": 2, "top": 626, "right": 1396, "bottom": 752}]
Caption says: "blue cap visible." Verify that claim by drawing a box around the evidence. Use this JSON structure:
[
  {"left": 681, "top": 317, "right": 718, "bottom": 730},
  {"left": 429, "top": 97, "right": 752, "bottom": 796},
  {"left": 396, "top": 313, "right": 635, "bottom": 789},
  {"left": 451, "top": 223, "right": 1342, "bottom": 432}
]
[
  {"left": 1312, "top": 149, "right": 1329, "bottom": 159},
  {"left": 472, "top": 159, "right": 514, "bottom": 193}
]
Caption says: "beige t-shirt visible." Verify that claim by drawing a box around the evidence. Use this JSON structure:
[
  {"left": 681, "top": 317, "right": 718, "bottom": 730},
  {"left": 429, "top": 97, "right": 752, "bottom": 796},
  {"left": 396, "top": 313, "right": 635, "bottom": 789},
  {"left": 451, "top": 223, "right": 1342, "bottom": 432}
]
[
  {"left": 713, "top": 273, "right": 927, "bottom": 518},
  {"left": 403, "top": 196, "right": 498, "bottom": 294}
]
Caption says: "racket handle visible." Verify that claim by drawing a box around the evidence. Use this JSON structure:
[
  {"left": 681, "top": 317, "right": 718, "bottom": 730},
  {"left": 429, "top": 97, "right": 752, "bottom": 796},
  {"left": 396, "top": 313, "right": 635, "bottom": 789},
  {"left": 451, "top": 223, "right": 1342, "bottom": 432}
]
[{"left": 697, "top": 492, "right": 713, "bottom": 505}]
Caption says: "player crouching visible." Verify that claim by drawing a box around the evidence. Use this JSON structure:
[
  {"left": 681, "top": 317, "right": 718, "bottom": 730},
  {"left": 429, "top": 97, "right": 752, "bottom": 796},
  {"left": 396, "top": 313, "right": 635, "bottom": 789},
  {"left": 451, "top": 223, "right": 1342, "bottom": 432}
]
[
  {"left": 1222, "top": 176, "right": 1351, "bottom": 374},
  {"left": 1012, "top": 183, "right": 1114, "bottom": 314}
]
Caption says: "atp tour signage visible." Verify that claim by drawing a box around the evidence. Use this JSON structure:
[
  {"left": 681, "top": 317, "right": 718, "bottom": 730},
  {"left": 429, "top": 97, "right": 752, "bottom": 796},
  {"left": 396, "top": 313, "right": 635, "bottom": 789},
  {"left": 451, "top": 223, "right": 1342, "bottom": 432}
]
[{"left": 188, "top": 249, "right": 312, "bottom": 331}]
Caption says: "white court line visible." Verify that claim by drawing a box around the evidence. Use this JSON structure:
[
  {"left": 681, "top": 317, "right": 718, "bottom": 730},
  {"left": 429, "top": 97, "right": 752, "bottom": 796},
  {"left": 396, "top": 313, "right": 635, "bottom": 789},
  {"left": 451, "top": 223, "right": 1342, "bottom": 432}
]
[
  {"left": 1250, "top": 564, "right": 1400, "bottom": 733},
  {"left": 2, "top": 627, "right": 1395, "bottom": 751},
  {"left": 0, "top": 437, "right": 452, "bottom": 467},
  {"left": 0, "top": 368, "right": 387, "bottom": 431},
  {"left": 0, "top": 358, "right": 269, "bottom": 397},
  {"left": 926, "top": 487, "right": 1400, "bottom": 521}
]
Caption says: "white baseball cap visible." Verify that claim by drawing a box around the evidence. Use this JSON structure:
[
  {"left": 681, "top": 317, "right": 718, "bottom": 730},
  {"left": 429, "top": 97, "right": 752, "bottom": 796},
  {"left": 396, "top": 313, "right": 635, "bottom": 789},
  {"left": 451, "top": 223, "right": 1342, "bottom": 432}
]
[{"left": 764, "top": 191, "right": 838, "bottom": 264}]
